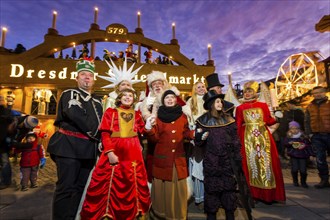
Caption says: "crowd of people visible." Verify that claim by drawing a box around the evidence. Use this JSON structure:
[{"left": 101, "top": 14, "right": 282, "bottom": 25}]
[
  {"left": 0, "top": 96, "right": 41, "bottom": 190},
  {"left": 58, "top": 42, "right": 175, "bottom": 66},
  {"left": 102, "top": 44, "right": 174, "bottom": 65},
  {"left": 38, "top": 42, "right": 175, "bottom": 66},
  {"left": 1, "top": 57, "right": 329, "bottom": 220}
]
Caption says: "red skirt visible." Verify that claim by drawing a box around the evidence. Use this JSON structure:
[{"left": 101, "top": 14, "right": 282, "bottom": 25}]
[
  {"left": 80, "top": 137, "right": 151, "bottom": 220},
  {"left": 240, "top": 128, "right": 286, "bottom": 203}
]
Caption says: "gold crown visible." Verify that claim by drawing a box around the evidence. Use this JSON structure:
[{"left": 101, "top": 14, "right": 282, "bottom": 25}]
[{"left": 243, "top": 81, "right": 259, "bottom": 93}]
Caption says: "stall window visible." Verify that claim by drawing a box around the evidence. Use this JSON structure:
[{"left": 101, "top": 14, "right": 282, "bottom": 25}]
[{"left": 31, "top": 89, "right": 57, "bottom": 115}]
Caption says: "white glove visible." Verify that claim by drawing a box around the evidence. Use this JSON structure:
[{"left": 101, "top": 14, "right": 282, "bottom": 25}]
[
  {"left": 146, "top": 93, "right": 156, "bottom": 106},
  {"left": 189, "top": 124, "right": 196, "bottom": 131},
  {"left": 195, "top": 128, "right": 209, "bottom": 141},
  {"left": 145, "top": 115, "right": 156, "bottom": 130},
  {"left": 98, "top": 143, "right": 103, "bottom": 152},
  {"left": 201, "top": 131, "right": 209, "bottom": 140},
  {"left": 274, "top": 111, "right": 283, "bottom": 118},
  {"left": 108, "top": 151, "right": 119, "bottom": 165}
]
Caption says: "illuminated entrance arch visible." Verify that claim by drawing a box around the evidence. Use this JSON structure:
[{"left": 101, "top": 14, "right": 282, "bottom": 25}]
[{"left": 0, "top": 23, "right": 215, "bottom": 91}]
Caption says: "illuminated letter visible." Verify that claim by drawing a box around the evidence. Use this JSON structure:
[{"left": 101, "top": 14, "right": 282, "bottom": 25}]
[
  {"left": 179, "top": 77, "right": 186, "bottom": 84},
  {"left": 10, "top": 64, "right": 24, "bottom": 77},
  {"left": 58, "top": 67, "right": 67, "bottom": 79},
  {"left": 38, "top": 70, "right": 46, "bottom": 79},
  {"left": 140, "top": 75, "right": 146, "bottom": 82},
  {"left": 186, "top": 77, "right": 191, "bottom": 84},
  {"left": 135, "top": 74, "right": 147, "bottom": 82},
  {"left": 163, "top": 72, "right": 167, "bottom": 81},
  {"left": 27, "top": 69, "right": 34, "bottom": 78},
  {"left": 70, "top": 71, "right": 78, "bottom": 79},
  {"left": 201, "top": 76, "right": 205, "bottom": 84},
  {"left": 193, "top": 74, "right": 200, "bottom": 84},
  {"left": 93, "top": 72, "right": 98, "bottom": 80},
  {"left": 169, "top": 76, "right": 179, "bottom": 84},
  {"left": 49, "top": 70, "right": 56, "bottom": 79}
]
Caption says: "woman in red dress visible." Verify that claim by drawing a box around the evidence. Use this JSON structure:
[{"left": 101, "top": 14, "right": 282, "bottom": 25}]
[
  {"left": 236, "top": 81, "right": 286, "bottom": 203},
  {"left": 80, "top": 89, "right": 151, "bottom": 220}
]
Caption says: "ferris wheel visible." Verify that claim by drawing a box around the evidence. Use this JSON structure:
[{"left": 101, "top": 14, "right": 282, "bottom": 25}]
[{"left": 275, "top": 53, "right": 318, "bottom": 104}]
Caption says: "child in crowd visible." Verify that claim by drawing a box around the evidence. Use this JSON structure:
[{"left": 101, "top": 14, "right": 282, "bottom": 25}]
[
  {"left": 80, "top": 89, "right": 151, "bottom": 220},
  {"left": 16, "top": 132, "right": 46, "bottom": 191},
  {"left": 284, "top": 121, "right": 314, "bottom": 188},
  {"left": 195, "top": 90, "right": 241, "bottom": 220}
]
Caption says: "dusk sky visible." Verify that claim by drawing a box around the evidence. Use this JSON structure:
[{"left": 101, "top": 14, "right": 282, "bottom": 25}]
[{"left": 1, "top": 0, "right": 329, "bottom": 86}]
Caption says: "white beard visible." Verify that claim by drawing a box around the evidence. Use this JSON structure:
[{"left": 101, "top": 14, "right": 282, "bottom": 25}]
[{"left": 154, "top": 92, "right": 163, "bottom": 106}]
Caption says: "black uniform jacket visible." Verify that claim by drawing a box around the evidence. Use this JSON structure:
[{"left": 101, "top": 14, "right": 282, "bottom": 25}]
[{"left": 47, "top": 88, "right": 103, "bottom": 159}]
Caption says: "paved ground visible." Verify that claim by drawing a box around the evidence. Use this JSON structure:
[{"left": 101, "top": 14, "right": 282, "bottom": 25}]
[{"left": 0, "top": 157, "right": 329, "bottom": 220}]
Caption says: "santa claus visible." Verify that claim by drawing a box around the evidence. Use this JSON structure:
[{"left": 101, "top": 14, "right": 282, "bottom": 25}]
[{"left": 139, "top": 70, "right": 188, "bottom": 120}]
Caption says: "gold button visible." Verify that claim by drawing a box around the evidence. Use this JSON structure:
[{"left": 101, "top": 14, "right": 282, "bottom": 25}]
[
  {"left": 172, "top": 130, "right": 176, "bottom": 133},
  {"left": 172, "top": 149, "right": 175, "bottom": 152},
  {"left": 172, "top": 139, "right": 176, "bottom": 143}
]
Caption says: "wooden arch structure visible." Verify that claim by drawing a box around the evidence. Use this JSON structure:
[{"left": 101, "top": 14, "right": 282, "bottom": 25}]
[{"left": 0, "top": 23, "right": 215, "bottom": 91}]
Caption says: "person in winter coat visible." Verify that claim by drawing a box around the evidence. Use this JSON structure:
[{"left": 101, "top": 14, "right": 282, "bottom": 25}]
[
  {"left": 277, "top": 100, "right": 305, "bottom": 159},
  {"left": 0, "top": 95, "right": 15, "bottom": 189},
  {"left": 1, "top": 96, "right": 39, "bottom": 190},
  {"left": 139, "top": 71, "right": 189, "bottom": 184},
  {"left": 186, "top": 81, "right": 207, "bottom": 209},
  {"left": 15, "top": 132, "right": 46, "bottom": 191},
  {"left": 304, "top": 86, "right": 330, "bottom": 189},
  {"left": 145, "top": 89, "right": 194, "bottom": 220},
  {"left": 284, "top": 121, "right": 314, "bottom": 188},
  {"left": 194, "top": 90, "right": 242, "bottom": 220}
]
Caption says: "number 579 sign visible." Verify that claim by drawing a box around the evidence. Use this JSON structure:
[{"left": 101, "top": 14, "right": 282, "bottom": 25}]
[{"left": 106, "top": 24, "right": 128, "bottom": 35}]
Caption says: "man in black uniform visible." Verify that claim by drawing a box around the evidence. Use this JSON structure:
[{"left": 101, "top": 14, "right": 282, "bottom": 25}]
[
  {"left": 205, "top": 73, "right": 235, "bottom": 116},
  {"left": 48, "top": 59, "right": 103, "bottom": 220}
]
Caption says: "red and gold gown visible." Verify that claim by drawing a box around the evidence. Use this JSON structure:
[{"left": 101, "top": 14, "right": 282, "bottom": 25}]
[
  {"left": 236, "top": 100, "right": 286, "bottom": 203},
  {"left": 80, "top": 106, "right": 151, "bottom": 220}
]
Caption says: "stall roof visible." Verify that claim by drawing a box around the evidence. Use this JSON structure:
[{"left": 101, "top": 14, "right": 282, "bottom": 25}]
[{"left": 315, "top": 15, "right": 330, "bottom": 33}]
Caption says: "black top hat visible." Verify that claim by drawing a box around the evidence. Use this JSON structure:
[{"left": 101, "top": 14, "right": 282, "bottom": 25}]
[
  {"left": 205, "top": 73, "right": 224, "bottom": 90},
  {"left": 203, "top": 90, "right": 223, "bottom": 110}
]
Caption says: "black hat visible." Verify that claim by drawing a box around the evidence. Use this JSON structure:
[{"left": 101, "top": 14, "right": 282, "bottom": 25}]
[
  {"left": 203, "top": 90, "right": 223, "bottom": 110},
  {"left": 161, "top": 89, "right": 176, "bottom": 105},
  {"left": 23, "top": 115, "right": 39, "bottom": 129},
  {"left": 205, "top": 73, "right": 224, "bottom": 90},
  {"left": 279, "top": 98, "right": 300, "bottom": 107},
  {"left": 286, "top": 99, "right": 299, "bottom": 105}
]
